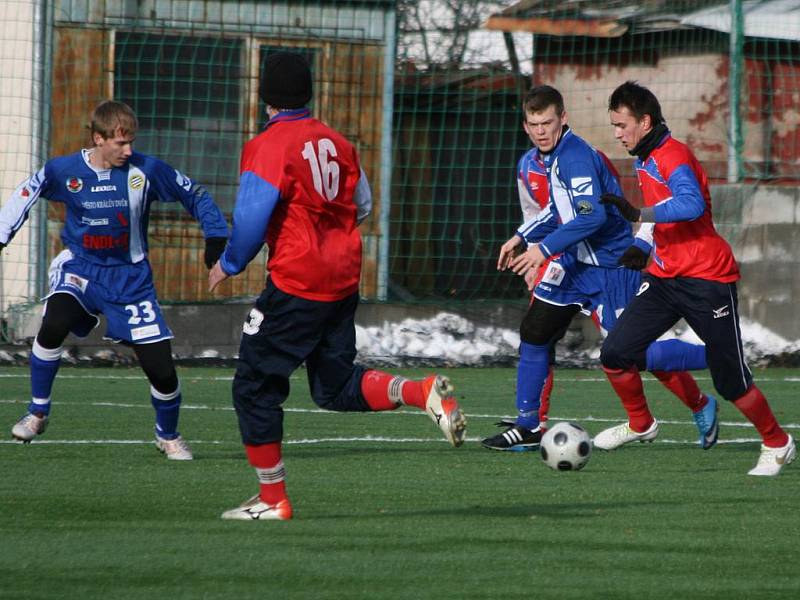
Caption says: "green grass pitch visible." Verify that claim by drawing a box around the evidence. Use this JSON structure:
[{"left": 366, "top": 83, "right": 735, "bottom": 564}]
[{"left": 1, "top": 365, "right": 799, "bottom": 599}]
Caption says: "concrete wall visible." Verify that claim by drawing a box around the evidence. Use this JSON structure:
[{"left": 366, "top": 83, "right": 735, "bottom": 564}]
[{"left": 714, "top": 184, "right": 800, "bottom": 340}]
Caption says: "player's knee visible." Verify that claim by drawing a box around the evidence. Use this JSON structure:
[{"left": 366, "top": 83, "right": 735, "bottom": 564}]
[
  {"left": 147, "top": 368, "right": 179, "bottom": 396},
  {"left": 520, "top": 314, "right": 552, "bottom": 345},
  {"left": 37, "top": 314, "right": 72, "bottom": 348},
  {"left": 600, "top": 337, "right": 633, "bottom": 370},
  {"left": 715, "top": 380, "right": 750, "bottom": 403}
]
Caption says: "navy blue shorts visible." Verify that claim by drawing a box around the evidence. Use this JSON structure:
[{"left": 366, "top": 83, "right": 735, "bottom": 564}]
[
  {"left": 46, "top": 249, "right": 172, "bottom": 344},
  {"left": 232, "top": 278, "right": 368, "bottom": 445},
  {"left": 601, "top": 274, "right": 752, "bottom": 401}
]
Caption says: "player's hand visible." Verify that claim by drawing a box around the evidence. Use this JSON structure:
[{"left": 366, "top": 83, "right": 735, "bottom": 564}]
[
  {"left": 497, "top": 235, "right": 523, "bottom": 271},
  {"left": 208, "top": 261, "right": 229, "bottom": 292},
  {"left": 523, "top": 266, "right": 539, "bottom": 291},
  {"left": 601, "top": 193, "right": 641, "bottom": 222},
  {"left": 619, "top": 245, "right": 649, "bottom": 270},
  {"left": 510, "top": 243, "right": 546, "bottom": 276},
  {"left": 204, "top": 237, "right": 227, "bottom": 269}
]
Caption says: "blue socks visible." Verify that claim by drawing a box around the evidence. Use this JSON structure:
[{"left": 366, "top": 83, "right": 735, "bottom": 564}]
[
  {"left": 646, "top": 339, "right": 707, "bottom": 372},
  {"left": 29, "top": 340, "right": 62, "bottom": 416},
  {"left": 151, "top": 384, "right": 182, "bottom": 440},
  {"left": 516, "top": 342, "right": 550, "bottom": 431}
]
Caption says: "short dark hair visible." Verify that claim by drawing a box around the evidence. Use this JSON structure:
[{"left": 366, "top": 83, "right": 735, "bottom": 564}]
[
  {"left": 608, "top": 81, "right": 664, "bottom": 125},
  {"left": 523, "top": 85, "right": 565, "bottom": 116}
]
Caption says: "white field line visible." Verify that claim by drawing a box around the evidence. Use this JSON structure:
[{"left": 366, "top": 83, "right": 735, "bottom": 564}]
[
  {"left": 2, "top": 372, "right": 800, "bottom": 382},
  {"left": 1, "top": 398, "right": 799, "bottom": 431},
  {"left": 0, "top": 436, "right": 766, "bottom": 446}
]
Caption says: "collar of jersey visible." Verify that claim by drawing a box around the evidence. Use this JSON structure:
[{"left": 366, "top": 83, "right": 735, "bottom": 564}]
[{"left": 266, "top": 108, "right": 311, "bottom": 129}]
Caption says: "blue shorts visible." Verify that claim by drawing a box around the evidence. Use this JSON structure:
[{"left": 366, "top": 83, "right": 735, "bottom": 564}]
[
  {"left": 45, "top": 249, "right": 173, "bottom": 344},
  {"left": 533, "top": 253, "right": 642, "bottom": 336}
]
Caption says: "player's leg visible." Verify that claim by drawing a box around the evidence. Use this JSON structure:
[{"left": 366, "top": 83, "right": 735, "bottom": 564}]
[
  {"left": 132, "top": 339, "right": 191, "bottom": 460},
  {"left": 223, "top": 282, "right": 323, "bottom": 520},
  {"left": 537, "top": 320, "right": 568, "bottom": 428},
  {"left": 680, "top": 280, "right": 794, "bottom": 475},
  {"left": 482, "top": 298, "right": 579, "bottom": 451},
  {"left": 99, "top": 278, "right": 190, "bottom": 458},
  {"left": 304, "top": 292, "right": 466, "bottom": 447},
  {"left": 595, "top": 275, "right": 679, "bottom": 449},
  {"left": 11, "top": 292, "right": 96, "bottom": 441}
]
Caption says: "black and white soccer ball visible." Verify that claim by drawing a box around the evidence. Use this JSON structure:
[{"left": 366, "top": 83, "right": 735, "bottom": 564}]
[{"left": 540, "top": 421, "right": 592, "bottom": 471}]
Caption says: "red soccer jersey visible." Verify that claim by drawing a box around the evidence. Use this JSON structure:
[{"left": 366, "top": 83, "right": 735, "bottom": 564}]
[
  {"left": 637, "top": 137, "right": 739, "bottom": 283},
  {"left": 241, "top": 114, "right": 363, "bottom": 301}
]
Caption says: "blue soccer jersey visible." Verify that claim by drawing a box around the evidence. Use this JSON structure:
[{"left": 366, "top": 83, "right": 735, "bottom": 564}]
[
  {"left": 515, "top": 128, "right": 636, "bottom": 269},
  {"left": 0, "top": 149, "right": 228, "bottom": 343},
  {"left": 0, "top": 149, "right": 228, "bottom": 266}
]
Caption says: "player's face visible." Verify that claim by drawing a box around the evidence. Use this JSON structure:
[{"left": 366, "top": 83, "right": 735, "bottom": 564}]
[
  {"left": 93, "top": 129, "right": 135, "bottom": 168},
  {"left": 523, "top": 106, "right": 567, "bottom": 153},
  {"left": 609, "top": 106, "right": 651, "bottom": 152}
]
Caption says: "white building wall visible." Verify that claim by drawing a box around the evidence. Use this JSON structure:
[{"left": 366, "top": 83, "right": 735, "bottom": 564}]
[{"left": 0, "top": 1, "right": 37, "bottom": 316}]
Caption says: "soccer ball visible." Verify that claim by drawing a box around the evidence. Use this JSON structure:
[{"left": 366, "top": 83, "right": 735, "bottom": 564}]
[{"left": 540, "top": 421, "right": 592, "bottom": 471}]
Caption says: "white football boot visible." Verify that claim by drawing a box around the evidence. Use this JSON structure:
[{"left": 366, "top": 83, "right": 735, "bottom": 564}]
[
  {"left": 593, "top": 419, "right": 659, "bottom": 451},
  {"left": 155, "top": 434, "right": 194, "bottom": 460},
  {"left": 11, "top": 412, "right": 49, "bottom": 442},
  {"left": 221, "top": 495, "right": 293, "bottom": 521},
  {"left": 423, "top": 375, "right": 466, "bottom": 447},
  {"left": 748, "top": 435, "right": 796, "bottom": 476}
]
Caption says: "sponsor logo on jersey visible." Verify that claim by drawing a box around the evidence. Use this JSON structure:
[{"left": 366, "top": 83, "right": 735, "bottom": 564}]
[
  {"left": 129, "top": 174, "right": 144, "bottom": 190},
  {"left": 21, "top": 187, "right": 30, "bottom": 197},
  {"left": 81, "top": 216, "right": 109, "bottom": 227},
  {"left": 66, "top": 177, "right": 83, "bottom": 193},
  {"left": 636, "top": 281, "right": 650, "bottom": 296},
  {"left": 91, "top": 185, "right": 117, "bottom": 192},
  {"left": 82, "top": 232, "right": 129, "bottom": 250},
  {"left": 82, "top": 199, "right": 128, "bottom": 209},
  {"left": 576, "top": 200, "right": 593, "bottom": 215},
  {"left": 131, "top": 324, "right": 161, "bottom": 341},
  {"left": 175, "top": 170, "right": 192, "bottom": 191},
  {"left": 63, "top": 273, "right": 88, "bottom": 293},
  {"left": 571, "top": 176, "right": 593, "bottom": 196}
]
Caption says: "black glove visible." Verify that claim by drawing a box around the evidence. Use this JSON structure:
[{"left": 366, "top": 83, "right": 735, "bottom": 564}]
[
  {"left": 204, "top": 237, "right": 227, "bottom": 269},
  {"left": 618, "top": 245, "right": 649, "bottom": 270},
  {"left": 601, "top": 193, "right": 640, "bottom": 222}
]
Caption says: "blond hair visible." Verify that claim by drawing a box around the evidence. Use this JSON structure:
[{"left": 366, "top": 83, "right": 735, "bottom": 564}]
[{"left": 90, "top": 100, "right": 138, "bottom": 140}]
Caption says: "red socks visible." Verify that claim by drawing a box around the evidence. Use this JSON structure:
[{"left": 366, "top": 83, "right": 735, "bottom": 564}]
[
  {"left": 538, "top": 366, "right": 554, "bottom": 426},
  {"left": 652, "top": 370, "right": 707, "bottom": 413},
  {"left": 361, "top": 370, "right": 425, "bottom": 410},
  {"left": 245, "top": 442, "right": 288, "bottom": 506},
  {"left": 733, "top": 385, "right": 789, "bottom": 448},
  {"left": 603, "top": 367, "right": 654, "bottom": 433}
]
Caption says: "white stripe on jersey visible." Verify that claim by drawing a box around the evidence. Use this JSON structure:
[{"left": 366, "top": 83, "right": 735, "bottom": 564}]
[
  {"left": 635, "top": 222, "right": 655, "bottom": 247},
  {"left": 0, "top": 168, "right": 46, "bottom": 242},
  {"left": 127, "top": 165, "right": 147, "bottom": 263},
  {"left": 517, "top": 204, "right": 552, "bottom": 238},
  {"left": 517, "top": 178, "right": 541, "bottom": 224},
  {"left": 550, "top": 157, "right": 599, "bottom": 266}
]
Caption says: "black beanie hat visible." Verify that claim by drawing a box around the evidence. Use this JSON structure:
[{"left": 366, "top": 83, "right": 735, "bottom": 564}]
[{"left": 259, "top": 51, "right": 312, "bottom": 109}]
